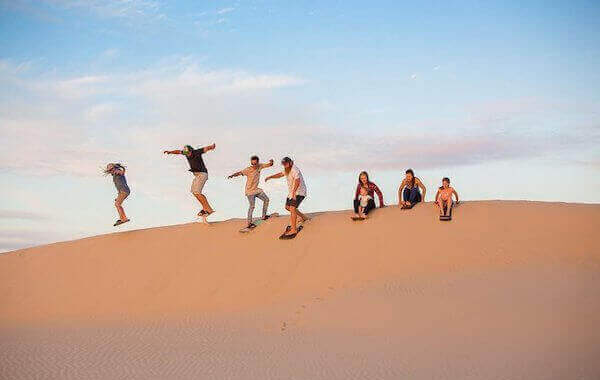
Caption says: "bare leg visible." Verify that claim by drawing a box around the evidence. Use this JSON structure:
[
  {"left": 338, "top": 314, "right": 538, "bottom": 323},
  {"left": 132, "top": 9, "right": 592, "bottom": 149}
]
[
  {"left": 445, "top": 198, "right": 452, "bottom": 216},
  {"left": 289, "top": 205, "right": 298, "bottom": 234},
  {"left": 296, "top": 209, "right": 309, "bottom": 222},
  {"left": 115, "top": 192, "right": 129, "bottom": 221},
  {"left": 194, "top": 193, "right": 214, "bottom": 214},
  {"left": 437, "top": 199, "right": 444, "bottom": 215}
]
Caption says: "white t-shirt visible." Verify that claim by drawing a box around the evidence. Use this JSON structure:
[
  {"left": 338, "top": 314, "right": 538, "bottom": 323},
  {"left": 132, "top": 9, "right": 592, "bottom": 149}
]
[
  {"left": 359, "top": 194, "right": 372, "bottom": 207},
  {"left": 285, "top": 165, "right": 307, "bottom": 198}
]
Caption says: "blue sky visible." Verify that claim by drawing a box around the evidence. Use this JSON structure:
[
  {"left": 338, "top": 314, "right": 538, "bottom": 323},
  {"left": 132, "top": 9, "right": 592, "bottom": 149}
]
[{"left": 1, "top": 0, "right": 599, "bottom": 251}]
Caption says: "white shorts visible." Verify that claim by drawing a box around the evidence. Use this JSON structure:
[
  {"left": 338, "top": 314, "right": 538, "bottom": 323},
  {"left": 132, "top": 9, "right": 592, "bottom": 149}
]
[{"left": 191, "top": 172, "right": 208, "bottom": 195}]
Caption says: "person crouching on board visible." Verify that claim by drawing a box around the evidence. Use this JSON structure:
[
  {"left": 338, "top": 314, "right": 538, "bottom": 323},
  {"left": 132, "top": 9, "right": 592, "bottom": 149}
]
[
  {"left": 104, "top": 163, "right": 130, "bottom": 226},
  {"left": 434, "top": 177, "right": 459, "bottom": 217}
]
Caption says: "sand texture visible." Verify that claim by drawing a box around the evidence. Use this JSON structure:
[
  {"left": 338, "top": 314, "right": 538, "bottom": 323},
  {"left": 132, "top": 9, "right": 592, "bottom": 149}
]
[{"left": 1, "top": 201, "right": 599, "bottom": 379}]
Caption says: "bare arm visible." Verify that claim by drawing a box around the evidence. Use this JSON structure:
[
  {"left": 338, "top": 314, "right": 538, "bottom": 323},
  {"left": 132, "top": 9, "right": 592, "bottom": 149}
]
[
  {"left": 452, "top": 188, "right": 459, "bottom": 203},
  {"left": 397, "top": 179, "right": 406, "bottom": 204},
  {"left": 265, "top": 172, "right": 284, "bottom": 182},
  {"left": 434, "top": 189, "right": 441, "bottom": 206},
  {"left": 163, "top": 149, "right": 183, "bottom": 155},
  {"left": 202, "top": 143, "right": 216, "bottom": 153},
  {"left": 417, "top": 178, "right": 427, "bottom": 201},
  {"left": 261, "top": 159, "right": 274, "bottom": 169},
  {"left": 290, "top": 178, "right": 300, "bottom": 198},
  {"left": 227, "top": 171, "right": 243, "bottom": 179}
]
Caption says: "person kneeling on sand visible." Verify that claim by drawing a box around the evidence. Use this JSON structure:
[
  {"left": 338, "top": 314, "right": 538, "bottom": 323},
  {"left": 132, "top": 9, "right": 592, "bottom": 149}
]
[
  {"left": 398, "top": 168, "right": 427, "bottom": 208},
  {"left": 265, "top": 157, "right": 308, "bottom": 238},
  {"left": 434, "top": 177, "right": 459, "bottom": 217},
  {"left": 353, "top": 171, "right": 384, "bottom": 218},
  {"left": 104, "top": 163, "right": 130, "bottom": 226},
  {"left": 163, "top": 143, "right": 216, "bottom": 217},
  {"left": 227, "top": 155, "right": 275, "bottom": 229}
]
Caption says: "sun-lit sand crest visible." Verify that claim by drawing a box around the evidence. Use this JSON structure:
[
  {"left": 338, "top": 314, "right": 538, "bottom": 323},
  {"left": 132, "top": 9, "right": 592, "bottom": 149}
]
[{"left": 1, "top": 201, "right": 599, "bottom": 379}]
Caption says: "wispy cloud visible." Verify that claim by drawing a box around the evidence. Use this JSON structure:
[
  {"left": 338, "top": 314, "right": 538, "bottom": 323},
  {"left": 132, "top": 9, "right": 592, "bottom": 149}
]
[
  {"left": 0, "top": 210, "right": 50, "bottom": 220},
  {"left": 0, "top": 58, "right": 306, "bottom": 178},
  {"left": 216, "top": 7, "right": 235, "bottom": 15},
  {"left": 0, "top": 228, "right": 64, "bottom": 252},
  {"left": 47, "top": 0, "right": 163, "bottom": 20},
  {"left": 1, "top": 58, "right": 597, "bottom": 182}
]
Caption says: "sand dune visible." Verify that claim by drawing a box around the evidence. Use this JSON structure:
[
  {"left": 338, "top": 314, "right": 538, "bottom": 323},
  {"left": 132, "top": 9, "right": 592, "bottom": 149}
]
[{"left": 1, "top": 201, "right": 599, "bottom": 379}]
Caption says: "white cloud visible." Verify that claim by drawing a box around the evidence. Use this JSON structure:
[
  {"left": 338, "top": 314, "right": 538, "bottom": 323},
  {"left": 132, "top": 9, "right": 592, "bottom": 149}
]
[
  {"left": 216, "top": 7, "right": 235, "bottom": 15},
  {"left": 1, "top": 58, "right": 597, "bottom": 182},
  {"left": 0, "top": 59, "right": 307, "bottom": 178},
  {"left": 0, "top": 210, "right": 50, "bottom": 220},
  {"left": 46, "top": 0, "right": 163, "bottom": 20}
]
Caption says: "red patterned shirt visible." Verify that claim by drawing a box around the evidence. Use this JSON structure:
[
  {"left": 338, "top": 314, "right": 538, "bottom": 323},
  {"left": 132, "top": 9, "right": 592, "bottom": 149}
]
[{"left": 355, "top": 182, "right": 384, "bottom": 207}]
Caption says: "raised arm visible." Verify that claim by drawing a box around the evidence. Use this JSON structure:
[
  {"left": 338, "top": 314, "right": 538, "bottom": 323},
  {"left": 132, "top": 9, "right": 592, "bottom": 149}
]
[
  {"left": 265, "top": 172, "right": 284, "bottom": 182},
  {"left": 202, "top": 143, "right": 216, "bottom": 153},
  {"left": 163, "top": 149, "right": 183, "bottom": 155},
  {"left": 372, "top": 183, "right": 385, "bottom": 207},
  {"left": 261, "top": 159, "right": 274, "bottom": 169}
]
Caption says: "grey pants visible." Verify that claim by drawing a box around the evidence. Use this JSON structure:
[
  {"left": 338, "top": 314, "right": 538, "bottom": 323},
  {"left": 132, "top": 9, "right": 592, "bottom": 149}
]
[{"left": 247, "top": 191, "right": 269, "bottom": 224}]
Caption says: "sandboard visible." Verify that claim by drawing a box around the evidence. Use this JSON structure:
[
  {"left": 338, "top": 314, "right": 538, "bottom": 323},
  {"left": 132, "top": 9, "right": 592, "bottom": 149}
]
[
  {"left": 351, "top": 216, "right": 366, "bottom": 221},
  {"left": 279, "top": 225, "right": 303, "bottom": 240},
  {"left": 239, "top": 213, "right": 279, "bottom": 233},
  {"left": 439, "top": 204, "right": 454, "bottom": 221}
]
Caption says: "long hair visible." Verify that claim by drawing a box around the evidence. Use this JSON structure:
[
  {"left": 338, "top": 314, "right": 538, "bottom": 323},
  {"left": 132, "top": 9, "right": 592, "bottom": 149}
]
[
  {"left": 358, "top": 171, "right": 370, "bottom": 186},
  {"left": 103, "top": 163, "right": 126, "bottom": 176},
  {"left": 405, "top": 169, "right": 415, "bottom": 188}
]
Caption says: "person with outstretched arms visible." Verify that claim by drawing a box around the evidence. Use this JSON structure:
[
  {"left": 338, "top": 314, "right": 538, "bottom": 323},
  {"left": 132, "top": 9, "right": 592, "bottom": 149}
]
[
  {"left": 163, "top": 143, "right": 216, "bottom": 217},
  {"left": 265, "top": 157, "right": 308, "bottom": 238},
  {"left": 227, "top": 155, "right": 274, "bottom": 229}
]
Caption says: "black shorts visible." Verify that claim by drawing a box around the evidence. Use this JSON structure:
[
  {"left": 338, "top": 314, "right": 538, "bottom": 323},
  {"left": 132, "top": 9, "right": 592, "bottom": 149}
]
[{"left": 286, "top": 195, "right": 305, "bottom": 208}]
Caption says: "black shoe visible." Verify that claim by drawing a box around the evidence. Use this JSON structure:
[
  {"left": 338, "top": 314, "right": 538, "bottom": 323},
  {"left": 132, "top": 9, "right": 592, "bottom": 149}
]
[{"left": 247, "top": 223, "right": 257, "bottom": 229}]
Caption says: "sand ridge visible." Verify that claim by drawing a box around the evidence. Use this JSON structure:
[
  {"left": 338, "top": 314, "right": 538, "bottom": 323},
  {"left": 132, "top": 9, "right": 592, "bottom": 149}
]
[{"left": 1, "top": 201, "right": 599, "bottom": 379}]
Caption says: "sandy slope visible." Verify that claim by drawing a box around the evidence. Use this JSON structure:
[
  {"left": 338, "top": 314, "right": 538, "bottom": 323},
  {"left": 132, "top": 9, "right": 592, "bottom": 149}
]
[{"left": 1, "top": 201, "right": 599, "bottom": 379}]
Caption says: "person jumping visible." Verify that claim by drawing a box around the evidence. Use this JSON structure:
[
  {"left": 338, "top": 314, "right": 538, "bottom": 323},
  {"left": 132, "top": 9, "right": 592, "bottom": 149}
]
[
  {"left": 104, "top": 163, "right": 130, "bottom": 226},
  {"left": 227, "top": 155, "right": 274, "bottom": 229},
  {"left": 265, "top": 157, "right": 308, "bottom": 238},
  {"left": 163, "top": 143, "right": 216, "bottom": 217}
]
